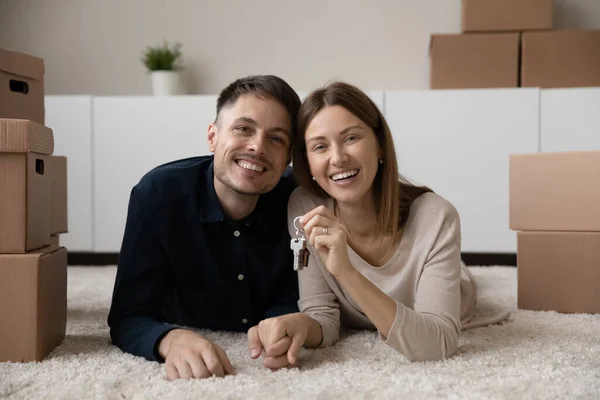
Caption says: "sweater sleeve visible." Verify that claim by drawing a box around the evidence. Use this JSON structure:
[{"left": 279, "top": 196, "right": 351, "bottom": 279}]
[
  {"left": 288, "top": 189, "right": 341, "bottom": 348},
  {"left": 379, "top": 208, "right": 462, "bottom": 362}
]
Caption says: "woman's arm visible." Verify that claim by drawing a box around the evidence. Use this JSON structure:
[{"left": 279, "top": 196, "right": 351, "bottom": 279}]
[
  {"left": 380, "top": 220, "right": 462, "bottom": 362},
  {"left": 289, "top": 190, "right": 342, "bottom": 349},
  {"left": 335, "top": 269, "right": 397, "bottom": 338},
  {"left": 301, "top": 202, "right": 463, "bottom": 362},
  {"left": 337, "top": 222, "right": 462, "bottom": 361}
]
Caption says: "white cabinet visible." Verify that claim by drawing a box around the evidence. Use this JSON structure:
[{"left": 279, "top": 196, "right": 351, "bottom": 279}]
[
  {"left": 44, "top": 96, "right": 93, "bottom": 251},
  {"left": 541, "top": 88, "right": 600, "bottom": 152},
  {"left": 48, "top": 88, "right": 600, "bottom": 256},
  {"left": 92, "top": 96, "right": 217, "bottom": 252},
  {"left": 385, "top": 89, "right": 540, "bottom": 253}
]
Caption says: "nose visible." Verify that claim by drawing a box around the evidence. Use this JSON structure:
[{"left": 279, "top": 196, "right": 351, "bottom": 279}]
[
  {"left": 330, "top": 145, "right": 347, "bottom": 166},
  {"left": 247, "top": 132, "right": 266, "bottom": 154}
]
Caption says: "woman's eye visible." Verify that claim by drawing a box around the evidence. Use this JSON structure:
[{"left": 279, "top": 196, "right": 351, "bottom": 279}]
[
  {"left": 345, "top": 135, "right": 358, "bottom": 142},
  {"left": 312, "top": 144, "right": 325, "bottom": 151}
]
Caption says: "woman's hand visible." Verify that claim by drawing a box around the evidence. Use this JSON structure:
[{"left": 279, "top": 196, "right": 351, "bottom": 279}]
[{"left": 300, "top": 206, "right": 354, "bottom": 279}]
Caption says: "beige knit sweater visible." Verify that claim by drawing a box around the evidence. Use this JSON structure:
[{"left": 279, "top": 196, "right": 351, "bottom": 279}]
[{"left": 287, "top": 187, "right": 507, "bottom": 362}]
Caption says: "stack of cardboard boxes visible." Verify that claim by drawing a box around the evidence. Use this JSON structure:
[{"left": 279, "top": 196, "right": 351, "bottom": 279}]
[
  {"left": 0, "top": 48, "right": 68, "bottom": 362},
  {"left": 510, "top": 151, "right": 600, "bottom": 314},
  {"left": 430, "top": 0, "right": 600, "bottom": 89}
]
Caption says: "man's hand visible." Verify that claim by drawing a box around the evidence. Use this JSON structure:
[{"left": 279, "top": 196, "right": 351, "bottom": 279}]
[
  {"left": 247, "top": 313, "right": 311, "bottom": 370},
  {"left": 158, "top": 329, "right": 234, "bottom": 380}
]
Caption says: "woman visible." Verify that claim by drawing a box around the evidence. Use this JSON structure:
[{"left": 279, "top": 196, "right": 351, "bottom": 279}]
[{"left": 249, "top": 81, "right": 509, "bottom": 368}]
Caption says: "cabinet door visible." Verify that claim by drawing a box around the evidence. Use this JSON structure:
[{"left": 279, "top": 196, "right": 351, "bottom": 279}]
[
  {"left": 385, "top": 89, "right": 540, "bottom": 253},
  {"left": 541, "top": 88, "right": 600, "bottom": 152},
  {"left": 44, "top": 96, "right": 93, "bottom": 252},
  {"left": 93, "top": 96, "right": 217, "bottom": 252}
]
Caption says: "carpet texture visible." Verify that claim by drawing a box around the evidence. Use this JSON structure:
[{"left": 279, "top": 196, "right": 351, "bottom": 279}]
[{"left": 1, "top": 266, "right": 599, "bottom": 400}]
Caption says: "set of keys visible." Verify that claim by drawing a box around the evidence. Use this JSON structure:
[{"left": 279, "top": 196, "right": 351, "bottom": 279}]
[{"left": 291, "top": 216, "right": 310, "bottom": 271}]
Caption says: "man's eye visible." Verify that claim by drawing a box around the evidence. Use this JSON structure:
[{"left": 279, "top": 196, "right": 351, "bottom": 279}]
[
  {"left": 235, "top": 126, "right": 250, "bottom": 133},
  {"left": 270, "top": 136, "right": 285, "bottom": 144}
]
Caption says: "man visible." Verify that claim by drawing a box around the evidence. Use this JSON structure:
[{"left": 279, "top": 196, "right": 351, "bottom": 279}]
[{"left": 107, "top": 75, "right": 301, "bottom": 380}]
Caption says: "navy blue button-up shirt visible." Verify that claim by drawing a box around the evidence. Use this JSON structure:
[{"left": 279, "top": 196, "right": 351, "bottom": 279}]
[{"left": 107, "top": 155, "right": 299, "bottom": 362}]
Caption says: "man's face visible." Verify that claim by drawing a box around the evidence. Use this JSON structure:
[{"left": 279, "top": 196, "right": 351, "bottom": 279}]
[{"left": 208, "top": 93, "right": 292, "bottom": 197}]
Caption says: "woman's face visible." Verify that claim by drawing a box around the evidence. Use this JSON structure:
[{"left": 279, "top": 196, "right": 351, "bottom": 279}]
[{"left": 304, "top": 105, "right": 381, "bottom": 205}]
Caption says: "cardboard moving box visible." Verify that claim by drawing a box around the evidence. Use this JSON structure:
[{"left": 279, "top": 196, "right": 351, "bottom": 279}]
[
  {"left": 48, "top": 156, "right": 68, "bottom": 235},
  {"left": 1, "top": 119, "right": 55, "bottom": 253},
  {"left": 0, "top": 48, "right": 45, "bottom": 124},
  {"left": 509, "top": 151, "right": 600, "bottom": 231},
  {"left": 0, "top": 119, "right": 54, "bottom": 154},
  {"left": 518, "top": 232, "right": 600, "bottom": 314},
  {"left": 462, "top": 0, "right": 553, "bottom": 32},
  {"left": 521, "top": 30, "right": 600, "bottom": 88},
  {"left": 430, "top": 33, "right": 520, "bottom": 89},
  {"left": 0, "top": 153, "right": 52, "bottom": 253},
  {"left": 49, "top": 235, "right": 60, "bottom": 247},
  {"left": 0, "top": 246, "right": 67, "bottom": 362}
]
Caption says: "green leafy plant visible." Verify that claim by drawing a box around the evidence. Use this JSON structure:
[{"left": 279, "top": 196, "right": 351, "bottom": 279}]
[{"left": 141, "top": 41, "right": 183, "bottom": 71}]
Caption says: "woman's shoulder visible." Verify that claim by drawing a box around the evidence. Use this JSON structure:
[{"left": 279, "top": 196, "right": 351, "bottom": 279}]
[{"left": 408, "top": 191, "right": 460, "bottom": 230}]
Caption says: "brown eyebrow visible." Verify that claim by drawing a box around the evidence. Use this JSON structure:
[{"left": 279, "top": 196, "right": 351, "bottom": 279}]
[
  {"left": 306, "top": 125, "right": 362, "bottom": 145},
  {"left": 231, "top": 117, "right": 290, "bottom": 137}
]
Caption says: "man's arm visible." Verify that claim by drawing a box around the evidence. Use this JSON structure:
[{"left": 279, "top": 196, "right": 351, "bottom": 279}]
[
  {"left": 263, "top": 264, "right": 299, "bottom": 319},
  {"left": 107, "top": 187, "right": 177, "bottom": 362}
]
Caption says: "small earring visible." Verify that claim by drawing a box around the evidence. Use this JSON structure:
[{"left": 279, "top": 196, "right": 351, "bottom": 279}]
[
  {"left": 378, "top": 158, "right": 383, "bottom": 164},
  {"left": 312, "top": 176, "right": 316, "bottom": 181}
]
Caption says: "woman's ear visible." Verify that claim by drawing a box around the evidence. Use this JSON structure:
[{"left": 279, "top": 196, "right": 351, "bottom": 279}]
[{"left": 377, "top": 146, "right": 384, "bottom": 162}]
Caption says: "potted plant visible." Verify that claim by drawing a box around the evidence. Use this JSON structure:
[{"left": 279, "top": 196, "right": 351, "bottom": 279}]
[{"left": 142, "top": 41, "right": 184, "bottom": 96}]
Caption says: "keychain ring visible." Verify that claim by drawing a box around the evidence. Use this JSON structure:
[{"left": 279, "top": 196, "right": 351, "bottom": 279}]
[{"left": 293, "top": 216, "right": 303, "bottom": 231}]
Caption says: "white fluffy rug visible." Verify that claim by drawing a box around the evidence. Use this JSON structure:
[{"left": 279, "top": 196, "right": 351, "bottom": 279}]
[{"left": 1, "top": 266, "right": 599, "bottom": 400}]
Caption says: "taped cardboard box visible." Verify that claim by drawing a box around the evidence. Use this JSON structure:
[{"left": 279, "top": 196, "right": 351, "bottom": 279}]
[
  {"left": 509, "top": 151, "right": 600, "bottom": 231},
  {"left": 48, "top": 156, "right": 68, "bottom": 235},
  {"left": 430, "top": 33, "right": 520, "bottom": 89},
  {"left": 521, "top": 30, "right": 600, "bottom": 88},
  {"left": 518, "top": 232, "right": 600, "bottom": 314},
  {"left": 0, "top": 48, "right": 45, "bottom": 124},
  {"left": 0, "top": 246, "right": 67, "bottom": 362},
  {"left": 462, "top": 0, "right": 553, "bottom": 33}
]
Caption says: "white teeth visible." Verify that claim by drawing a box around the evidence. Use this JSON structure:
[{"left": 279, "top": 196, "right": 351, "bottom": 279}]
[
  {"left": 331, "top": 170, "right": 358, "bottom": 181},
  {"left": 238, "top": 160, "right": 264, "bottom": 172}
]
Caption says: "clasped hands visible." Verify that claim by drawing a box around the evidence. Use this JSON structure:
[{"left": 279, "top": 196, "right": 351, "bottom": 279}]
[{"left": 247, "top": 312, "right": 311, "bottom": 370}]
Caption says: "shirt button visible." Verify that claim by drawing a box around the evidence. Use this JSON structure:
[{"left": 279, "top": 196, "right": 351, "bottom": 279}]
[
  {"left": 234, "top": 230, "right": 240, "bottom": 237},
  {"left": 237, "top": 274, "right": 244, "bottom": 281},
  {"left": 242, "top": 318, "right": 248, "bottom": 324}
]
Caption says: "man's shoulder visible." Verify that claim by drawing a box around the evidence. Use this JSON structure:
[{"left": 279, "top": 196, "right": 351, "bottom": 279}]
[
  {"left": 133, "top": 155, "right": 212, "bottom": 204},
  {"left": 265, "top": 165, "right": 298, "bottom": 200}
]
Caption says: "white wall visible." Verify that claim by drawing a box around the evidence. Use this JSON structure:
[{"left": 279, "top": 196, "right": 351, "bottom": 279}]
[{"left": 1, "top": 0, "right": 599, "bottom": 96}]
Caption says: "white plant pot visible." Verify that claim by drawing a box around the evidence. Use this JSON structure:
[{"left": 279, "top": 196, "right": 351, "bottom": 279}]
[{"left": 150, "top": 71, "right": 183, "bottom": 96}]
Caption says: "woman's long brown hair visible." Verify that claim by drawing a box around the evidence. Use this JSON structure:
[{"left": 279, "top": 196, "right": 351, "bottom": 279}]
[{"left": 292, "top": 81, "right": 432, "bottom": 242}]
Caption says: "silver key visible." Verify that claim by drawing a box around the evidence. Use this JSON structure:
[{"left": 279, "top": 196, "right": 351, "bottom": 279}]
[
  {"left": 291, "top": 236, "right": 310, "bottom": 271},
  {"left": 291, "top": 217, "right": 310, "bottom": 271}
]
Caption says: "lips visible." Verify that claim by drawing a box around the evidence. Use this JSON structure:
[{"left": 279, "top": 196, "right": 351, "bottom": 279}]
[
  {"left": 330, "top": 169, "right": 359, "bottom": 182},
  {"left": 236, "top": 159, "right": 265, "bottom": 172}
]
